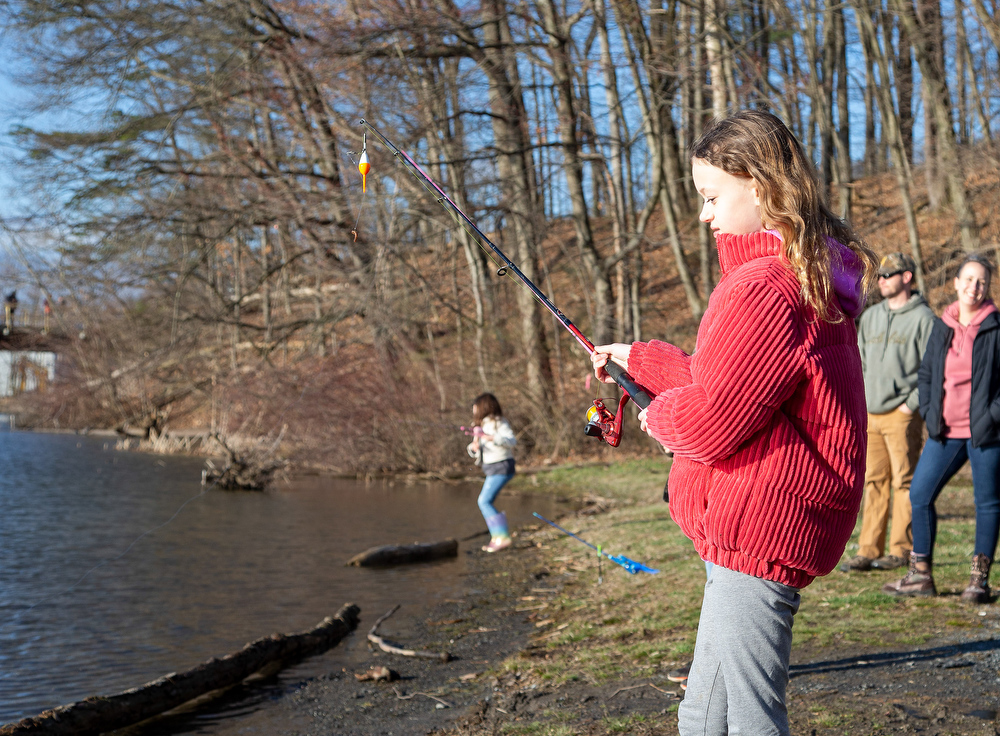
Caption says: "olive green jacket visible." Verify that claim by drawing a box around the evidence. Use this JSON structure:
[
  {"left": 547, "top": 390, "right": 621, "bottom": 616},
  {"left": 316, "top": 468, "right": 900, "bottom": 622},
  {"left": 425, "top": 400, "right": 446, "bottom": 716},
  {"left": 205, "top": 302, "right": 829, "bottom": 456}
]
[{"left": 857, "top": 292, "right": 936, "bottom": 414}]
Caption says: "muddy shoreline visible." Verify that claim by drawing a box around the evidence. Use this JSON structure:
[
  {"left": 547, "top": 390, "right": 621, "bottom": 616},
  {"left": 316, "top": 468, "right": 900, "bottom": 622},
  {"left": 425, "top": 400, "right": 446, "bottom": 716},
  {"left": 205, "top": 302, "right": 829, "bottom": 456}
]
[{"left": 115, "top": 519, "right": 1000, "bottom": 736}]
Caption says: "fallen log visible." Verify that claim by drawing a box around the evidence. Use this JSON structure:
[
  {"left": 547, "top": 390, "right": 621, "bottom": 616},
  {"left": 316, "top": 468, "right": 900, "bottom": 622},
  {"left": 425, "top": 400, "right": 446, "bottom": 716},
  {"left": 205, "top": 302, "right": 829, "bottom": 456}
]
[
  {"left": 346, "top": 538, "right": 458, "bottom": 567},
  {"left": 0, "top": 603, "right": 360, "bottom": 736},
  {"left": 367, "top": 605, "right": 451, "bottom": 662}
]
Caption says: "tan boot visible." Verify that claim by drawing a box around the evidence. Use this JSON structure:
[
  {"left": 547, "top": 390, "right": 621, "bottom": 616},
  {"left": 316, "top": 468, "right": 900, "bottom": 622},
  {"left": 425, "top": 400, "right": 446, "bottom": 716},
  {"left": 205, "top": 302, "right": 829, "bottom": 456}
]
[
  {"left": 882, "top": 554, "right": 936, "bottom": 597},
  {"left": 959, "top": 554, "right": 992, "bottom": 604}
]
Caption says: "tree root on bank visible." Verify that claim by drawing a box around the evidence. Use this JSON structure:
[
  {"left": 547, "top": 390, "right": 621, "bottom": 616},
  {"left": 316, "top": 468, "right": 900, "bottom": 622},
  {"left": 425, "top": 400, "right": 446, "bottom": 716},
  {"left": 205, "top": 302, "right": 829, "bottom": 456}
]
[{"left": 202, "top": 426, "right": 288, "bottom": 490}]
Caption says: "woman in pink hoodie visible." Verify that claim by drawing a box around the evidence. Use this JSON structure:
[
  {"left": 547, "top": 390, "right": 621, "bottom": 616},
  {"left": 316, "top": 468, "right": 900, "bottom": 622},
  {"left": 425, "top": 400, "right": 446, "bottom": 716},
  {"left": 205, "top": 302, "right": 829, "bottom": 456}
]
[{"left": 884, "top": 254, "right": 1000, "bottom": 603}]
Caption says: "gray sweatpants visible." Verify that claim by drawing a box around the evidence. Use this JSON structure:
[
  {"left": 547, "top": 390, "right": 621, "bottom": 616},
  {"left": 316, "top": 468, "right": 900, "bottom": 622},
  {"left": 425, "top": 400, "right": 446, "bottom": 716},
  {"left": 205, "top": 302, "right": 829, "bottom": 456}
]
[{"left": 677, "top": 565, "right": 801, "bottom": 736}]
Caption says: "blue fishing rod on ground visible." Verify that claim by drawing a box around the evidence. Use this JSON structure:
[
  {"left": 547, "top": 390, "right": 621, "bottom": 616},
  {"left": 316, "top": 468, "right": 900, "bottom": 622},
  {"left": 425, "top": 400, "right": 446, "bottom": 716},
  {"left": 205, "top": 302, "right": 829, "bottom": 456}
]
[{"left": 532, "top": 513, "right": 659, "bottom": 575}]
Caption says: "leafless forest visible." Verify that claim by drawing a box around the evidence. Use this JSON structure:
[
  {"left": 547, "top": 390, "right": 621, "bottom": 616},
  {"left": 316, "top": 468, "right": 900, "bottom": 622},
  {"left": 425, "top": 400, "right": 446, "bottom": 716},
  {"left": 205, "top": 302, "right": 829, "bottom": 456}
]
[{"left": 0, "top": 0, "right": 998, "bottom": 472}]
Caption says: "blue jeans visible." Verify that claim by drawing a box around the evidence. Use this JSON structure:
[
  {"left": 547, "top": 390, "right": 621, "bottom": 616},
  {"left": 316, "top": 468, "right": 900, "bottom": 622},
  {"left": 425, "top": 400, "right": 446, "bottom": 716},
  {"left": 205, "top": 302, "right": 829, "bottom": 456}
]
[
  {"left": 478, "top": 473, "right": 514, "bottom": 520},
  {"left": 909, "top": 438, "right": 1000, "bottom": 560}
]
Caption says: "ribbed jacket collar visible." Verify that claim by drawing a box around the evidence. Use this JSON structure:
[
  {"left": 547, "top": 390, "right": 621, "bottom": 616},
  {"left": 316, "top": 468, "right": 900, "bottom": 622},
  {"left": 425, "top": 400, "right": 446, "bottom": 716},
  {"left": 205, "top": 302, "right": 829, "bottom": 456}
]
[{"left": 716, "top": 231, "right": 784, "bottom": 275}]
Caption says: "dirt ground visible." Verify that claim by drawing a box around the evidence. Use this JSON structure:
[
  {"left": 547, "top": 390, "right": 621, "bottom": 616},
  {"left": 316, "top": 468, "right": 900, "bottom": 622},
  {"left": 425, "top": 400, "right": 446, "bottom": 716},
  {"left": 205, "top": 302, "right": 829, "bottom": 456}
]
[{"left": 127, "top": 533, "right": 1000, "bottom": 736}]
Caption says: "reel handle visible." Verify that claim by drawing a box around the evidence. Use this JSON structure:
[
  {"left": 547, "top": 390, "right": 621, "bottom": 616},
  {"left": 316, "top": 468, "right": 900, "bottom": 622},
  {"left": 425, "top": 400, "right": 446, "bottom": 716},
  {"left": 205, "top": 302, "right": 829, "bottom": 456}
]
[{"left": 604, "top": 361, "right": 652, "bottom": 410}]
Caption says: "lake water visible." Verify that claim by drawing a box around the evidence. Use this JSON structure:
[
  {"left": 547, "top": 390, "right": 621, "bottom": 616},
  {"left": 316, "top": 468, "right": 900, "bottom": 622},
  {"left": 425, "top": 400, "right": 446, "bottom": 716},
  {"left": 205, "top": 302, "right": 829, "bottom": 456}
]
[{"left": 0, "top": 430, "right": 566, "bottom": 727}]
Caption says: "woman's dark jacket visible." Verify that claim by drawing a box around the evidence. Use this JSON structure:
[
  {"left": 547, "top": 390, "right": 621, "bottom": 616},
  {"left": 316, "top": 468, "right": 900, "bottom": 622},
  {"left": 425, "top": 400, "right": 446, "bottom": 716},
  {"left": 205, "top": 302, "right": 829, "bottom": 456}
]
[{"left": 918, "top": 310, "right": 1000, "bottom": 447}]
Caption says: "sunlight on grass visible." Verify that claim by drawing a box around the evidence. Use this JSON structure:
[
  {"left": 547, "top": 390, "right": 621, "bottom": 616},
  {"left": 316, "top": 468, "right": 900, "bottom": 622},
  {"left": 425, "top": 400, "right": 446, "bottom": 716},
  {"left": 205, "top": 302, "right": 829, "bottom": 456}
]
[
  {"left": 500, "top": 723, "right": 576, "bottom": 736},
  {"left": 509, "top": 457, "right": 672, "bottom": 503},
  {"left": 602, "top": 713, "right": 651, "bottom": 732},
  {"left": 491, "top": 464, "right": 985, "bottom": 733}
]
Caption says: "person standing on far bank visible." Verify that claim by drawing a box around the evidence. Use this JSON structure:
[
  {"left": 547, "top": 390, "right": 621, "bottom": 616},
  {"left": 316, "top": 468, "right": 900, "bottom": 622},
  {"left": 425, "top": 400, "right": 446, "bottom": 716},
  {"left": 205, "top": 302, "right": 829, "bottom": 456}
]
[{"left": 841, "top": 253, "right": 935, "bottom": 572}]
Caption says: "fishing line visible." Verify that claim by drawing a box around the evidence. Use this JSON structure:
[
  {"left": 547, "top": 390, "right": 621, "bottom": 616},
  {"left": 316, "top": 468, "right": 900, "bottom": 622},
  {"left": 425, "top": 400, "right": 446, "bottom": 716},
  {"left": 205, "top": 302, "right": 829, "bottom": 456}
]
[
  {"left": 358, "top": 119, "right": 652, "bottom": 412},
  {"left": 359, "top": 126, "right": 522, "bottom": 288},
  {"left": 358, "top": 121, "right": 584, "bottom": 348},
  {"left": 349, "top": 150, "right": 369, "bottom": 243},
  {"left": 350, "top": 132, "right": 371, "bottom": 242},
  {"left": 10, "top": 374, "right": 318, "bottom": 622},
  {"left": 18, "top": 479, "right": 217, "bottom": 615}
]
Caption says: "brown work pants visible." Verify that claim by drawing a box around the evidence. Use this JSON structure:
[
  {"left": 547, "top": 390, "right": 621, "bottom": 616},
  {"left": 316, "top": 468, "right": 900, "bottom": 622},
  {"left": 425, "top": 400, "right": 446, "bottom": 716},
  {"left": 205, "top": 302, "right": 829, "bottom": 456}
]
[{"left": 858, "top": 407, "right": 924, "bottom": 560}]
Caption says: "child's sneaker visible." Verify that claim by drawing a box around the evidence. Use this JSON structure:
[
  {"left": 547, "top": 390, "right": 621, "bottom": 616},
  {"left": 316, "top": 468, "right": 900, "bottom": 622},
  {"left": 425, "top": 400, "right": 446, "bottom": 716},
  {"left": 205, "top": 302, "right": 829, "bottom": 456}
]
[
  {"left": 482, "top": 537, "right": 512, "bottom": 553},
  {"left": 666, "top": 663, "right": 691, "bottom": 683}
]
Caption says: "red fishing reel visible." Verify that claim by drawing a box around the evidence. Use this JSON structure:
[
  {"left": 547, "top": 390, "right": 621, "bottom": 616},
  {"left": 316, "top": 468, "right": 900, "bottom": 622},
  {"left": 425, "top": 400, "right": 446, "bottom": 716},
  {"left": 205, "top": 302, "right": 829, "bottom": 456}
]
[{"left": 584, "top": 395, "right": 630, "bottom": 447}]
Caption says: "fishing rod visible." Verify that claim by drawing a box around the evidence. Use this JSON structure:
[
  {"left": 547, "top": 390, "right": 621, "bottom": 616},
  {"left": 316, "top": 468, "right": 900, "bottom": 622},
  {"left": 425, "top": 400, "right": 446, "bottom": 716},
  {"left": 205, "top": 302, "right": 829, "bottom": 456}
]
[
  {"left": 533, "top": 513, "right": 659, "bottom": 575},
  {"left": 358, "top": 120, "right": 651, "bottom": 447},
  {"left": 401, "top": 419, "right": 485, "bottom": 437}
]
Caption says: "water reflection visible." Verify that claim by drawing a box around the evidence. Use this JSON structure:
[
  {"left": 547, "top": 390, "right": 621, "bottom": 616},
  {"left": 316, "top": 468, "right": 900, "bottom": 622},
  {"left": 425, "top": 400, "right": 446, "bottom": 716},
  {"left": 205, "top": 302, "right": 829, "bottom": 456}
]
[{"left": 0, "top": 432, "right": 565, "bottom": 727}]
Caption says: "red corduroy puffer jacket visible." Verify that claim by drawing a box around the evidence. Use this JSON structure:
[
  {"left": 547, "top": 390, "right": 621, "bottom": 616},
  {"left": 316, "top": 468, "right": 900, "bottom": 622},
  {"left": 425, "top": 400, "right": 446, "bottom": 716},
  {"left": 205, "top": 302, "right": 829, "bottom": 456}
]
[{"left": 629, "top": 231, "right": 867, "bottom": 588}]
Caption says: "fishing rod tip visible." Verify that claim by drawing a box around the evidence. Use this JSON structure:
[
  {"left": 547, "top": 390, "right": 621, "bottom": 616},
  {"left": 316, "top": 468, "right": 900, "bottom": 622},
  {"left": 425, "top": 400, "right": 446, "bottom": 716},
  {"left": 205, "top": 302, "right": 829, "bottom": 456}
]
[{"left": 359, "top": 118, "right": 367, "bottom": 126}]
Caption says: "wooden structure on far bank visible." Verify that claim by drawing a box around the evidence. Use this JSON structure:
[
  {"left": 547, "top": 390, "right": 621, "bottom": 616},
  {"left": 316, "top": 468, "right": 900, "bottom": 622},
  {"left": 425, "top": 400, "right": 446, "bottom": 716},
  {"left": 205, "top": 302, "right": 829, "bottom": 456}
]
[{"left": 0, "top": 328, "right": 64, "bottom": 397}]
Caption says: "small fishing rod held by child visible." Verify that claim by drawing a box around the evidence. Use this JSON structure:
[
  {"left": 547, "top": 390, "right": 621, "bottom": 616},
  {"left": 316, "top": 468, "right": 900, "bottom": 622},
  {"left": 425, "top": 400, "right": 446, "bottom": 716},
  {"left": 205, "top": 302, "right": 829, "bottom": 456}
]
[
  {"left": 533, "top": 513, "right": 659, "bottom": 575},
  {"left": 358, "top": 120, "right": 650, "bottom": 447}
]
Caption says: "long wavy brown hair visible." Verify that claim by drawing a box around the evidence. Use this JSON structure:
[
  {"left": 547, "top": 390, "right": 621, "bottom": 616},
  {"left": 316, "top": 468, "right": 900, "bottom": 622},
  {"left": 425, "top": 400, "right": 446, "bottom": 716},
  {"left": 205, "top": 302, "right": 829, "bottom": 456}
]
[
  {"left": 472, "top": 393, "right": 503, "bottom": 425},
  {"left": 691, "top": 110, "right": 878, "bottom": 321}
]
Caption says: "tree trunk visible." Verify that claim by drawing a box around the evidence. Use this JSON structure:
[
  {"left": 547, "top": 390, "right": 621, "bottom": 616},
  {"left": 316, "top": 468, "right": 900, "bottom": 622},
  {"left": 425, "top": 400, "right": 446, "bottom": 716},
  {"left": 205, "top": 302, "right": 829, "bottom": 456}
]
[
  {"left": 893, "top": 0, "right": 980, "bottom": 249},
  {"left": 862, "top": 33, "right": 880, "bottom": 176},
  {"left": 596, "top": 0, "right": 633, "bottom": 340},
  {"left": 853, "top": 0, "right": 927, "bottom": 293},
  {"left": 957, "top": 0, "right": 992, "bottom": 142},
  {"left": 892, "top": 12, "right": 915, "bottom": 164},
  {"left": 613, "top": 0, "right": 704, "bottom": 317},
  {"left": 705, "top": 0, "right": 727, "bottom": 118},
  {"left": 537, "top": 0, "right": 615, "bottom": 344},
  {"left": 833, "top": 7, "right": 852, "bottom": 218},
  {"left": 477, "top": 0, "right": 553, "bottom": 401},
  {"left": 819, "top": 0, "right": 837, "bottom": 199}
]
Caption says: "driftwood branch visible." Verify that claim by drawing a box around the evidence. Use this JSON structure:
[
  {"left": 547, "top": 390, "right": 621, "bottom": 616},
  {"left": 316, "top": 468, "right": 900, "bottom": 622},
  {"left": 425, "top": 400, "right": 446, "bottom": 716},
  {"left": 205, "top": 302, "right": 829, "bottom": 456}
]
[
  {"left": 346, "top": 538, "right": 458, "bottom": 567},
  {"left": 0, "top": 603, "right": 361, "bottom": 736},
  {"left": 391, "top": 685, "right": 452, "bottom": 708},
  {"left": 367, "top": 605, "right": 451, "bottom": 662},
  {"left": 607, "top": 682, "right": 678, "bottom": 700}
]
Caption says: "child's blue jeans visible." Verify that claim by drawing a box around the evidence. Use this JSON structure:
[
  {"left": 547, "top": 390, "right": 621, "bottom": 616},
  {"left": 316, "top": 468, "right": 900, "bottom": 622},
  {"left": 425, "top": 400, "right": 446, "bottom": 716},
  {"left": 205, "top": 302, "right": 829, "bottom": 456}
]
[
  {"left": 909, "top": 437, "right": 1000, "bottom": 560},
  {"left": 478, "top": 473, "right": 514, "bottom": 520}
]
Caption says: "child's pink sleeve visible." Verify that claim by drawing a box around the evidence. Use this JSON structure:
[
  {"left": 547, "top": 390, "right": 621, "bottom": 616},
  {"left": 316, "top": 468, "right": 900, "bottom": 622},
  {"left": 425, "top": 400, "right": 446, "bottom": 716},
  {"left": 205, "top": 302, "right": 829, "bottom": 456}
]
[
  {"left": 644, "top": 282, "right": 805, "bottom": 464},
  {"left": 627, "top": 340, "right": 693, "bottom": 396}
]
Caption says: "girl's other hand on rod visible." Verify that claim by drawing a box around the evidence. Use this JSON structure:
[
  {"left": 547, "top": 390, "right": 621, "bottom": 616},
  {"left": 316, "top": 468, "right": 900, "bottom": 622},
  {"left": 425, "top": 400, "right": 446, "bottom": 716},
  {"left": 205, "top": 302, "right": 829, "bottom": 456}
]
[{"left": 591, "top": 343, "right": 632, "bottom": 383}]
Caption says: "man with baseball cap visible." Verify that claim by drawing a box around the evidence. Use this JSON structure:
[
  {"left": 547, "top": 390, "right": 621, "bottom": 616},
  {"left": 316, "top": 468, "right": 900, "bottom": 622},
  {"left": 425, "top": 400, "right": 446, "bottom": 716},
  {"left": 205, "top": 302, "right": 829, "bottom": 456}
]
[{"left": 842, "top": 252, "right": 936, "bottom": 572}]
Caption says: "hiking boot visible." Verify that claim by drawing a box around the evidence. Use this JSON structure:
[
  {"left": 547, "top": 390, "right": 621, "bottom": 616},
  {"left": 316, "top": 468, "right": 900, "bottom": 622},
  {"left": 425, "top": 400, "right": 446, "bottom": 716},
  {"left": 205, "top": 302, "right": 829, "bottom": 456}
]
[
  {"left": 839, "top": 555, "right": 874, "bottom": 572},
  {"left": 960, "top": 554, "right": 992, "bottom": 604},
  {"left": 666, "top": 662, "right": 691, "bottom": 683},
  {"left": 882, "top": 554, "right": 936, "bottom": 597},
  {"left": 871, "top": 553, "right": 910, "bottom": 571}
]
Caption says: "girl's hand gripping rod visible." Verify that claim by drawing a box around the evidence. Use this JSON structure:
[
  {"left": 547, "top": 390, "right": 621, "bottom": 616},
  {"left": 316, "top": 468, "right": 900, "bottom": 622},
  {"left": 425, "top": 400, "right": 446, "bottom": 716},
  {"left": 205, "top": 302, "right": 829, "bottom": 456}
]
[
  {"left": 359, "top": 120, "right": 651, "bottom": 445},
  {"left": 533, "top": 513, "right": 659, "bottom": 575}
]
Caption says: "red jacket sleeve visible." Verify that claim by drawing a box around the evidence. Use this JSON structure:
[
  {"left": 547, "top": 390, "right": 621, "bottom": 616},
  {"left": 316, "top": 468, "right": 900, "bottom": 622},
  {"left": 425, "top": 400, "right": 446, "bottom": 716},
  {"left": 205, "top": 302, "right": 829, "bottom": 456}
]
[
  {"left": 628, "top": 340, "right": 693, "bottom": 396},
  {"left": 645, "top": 281, "right": 806, "bottom": 464}
]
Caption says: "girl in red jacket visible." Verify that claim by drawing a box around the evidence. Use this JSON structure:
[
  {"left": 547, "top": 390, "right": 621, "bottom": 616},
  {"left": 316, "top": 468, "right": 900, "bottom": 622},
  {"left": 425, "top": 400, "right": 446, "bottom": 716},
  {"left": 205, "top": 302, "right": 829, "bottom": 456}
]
[{"left": 593, "top": 110, "right": 877, "bottom": 736}]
